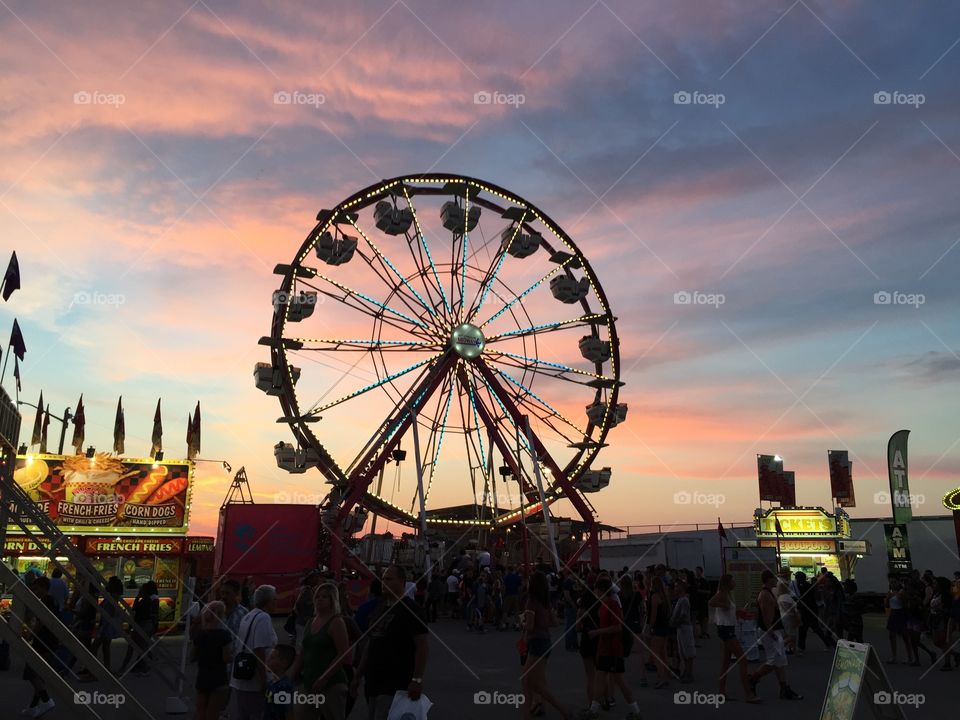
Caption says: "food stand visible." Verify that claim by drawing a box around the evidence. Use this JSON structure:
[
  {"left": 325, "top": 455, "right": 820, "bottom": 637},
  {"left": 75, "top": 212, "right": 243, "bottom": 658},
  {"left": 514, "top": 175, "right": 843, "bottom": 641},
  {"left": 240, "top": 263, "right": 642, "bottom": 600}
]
[
  {"left": 743, "top": 506, "right": 869, "bottom": 580},
  {"left": 2, "top": 452, "right": 209, "bottom": 627}
]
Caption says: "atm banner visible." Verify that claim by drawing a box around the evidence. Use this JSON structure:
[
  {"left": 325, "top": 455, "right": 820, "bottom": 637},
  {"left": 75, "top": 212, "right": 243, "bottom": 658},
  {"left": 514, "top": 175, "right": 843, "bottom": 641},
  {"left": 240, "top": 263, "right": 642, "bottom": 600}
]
[
  {"left": 884, "top": 523, "right": 912, "bottom": 573},
  {"left": 9, "top": 454, "right": 193, "bottom": 534},
  {"left": 887, "top": 430, "right": 912, "bottom": 525}
]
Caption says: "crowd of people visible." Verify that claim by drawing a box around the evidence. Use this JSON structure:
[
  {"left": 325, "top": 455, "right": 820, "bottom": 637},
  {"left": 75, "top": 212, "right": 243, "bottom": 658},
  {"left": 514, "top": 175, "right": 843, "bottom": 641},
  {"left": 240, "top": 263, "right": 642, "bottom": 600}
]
[{"left": 7, "top": 553, "right": 960, "bottom": 720}]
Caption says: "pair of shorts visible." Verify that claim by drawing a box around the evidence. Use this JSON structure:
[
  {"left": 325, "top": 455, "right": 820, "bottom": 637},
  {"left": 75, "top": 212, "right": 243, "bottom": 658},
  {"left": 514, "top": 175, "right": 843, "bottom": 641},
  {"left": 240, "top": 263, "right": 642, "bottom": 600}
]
[
  {"left": 759, "top": 630, "right": 788, "bottom": 668},
  {"left": 528, "top": 637, "right": 551, "bottom": 658},
  {"left": 596, "top": 656, "right": 625, "bottom": 673},
  {"left": 717, "top": 625, "right": 737, "bottom": 641}
]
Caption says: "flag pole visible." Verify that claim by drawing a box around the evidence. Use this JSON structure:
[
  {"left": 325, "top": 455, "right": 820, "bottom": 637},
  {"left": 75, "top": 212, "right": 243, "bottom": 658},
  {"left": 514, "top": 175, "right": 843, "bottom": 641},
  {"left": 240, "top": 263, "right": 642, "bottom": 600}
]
[
  {"left": 775, "top": 514, "right": 783, "bottom": 571},
  {"left": 717, "top": 517, "right": 727, "bottom": 575},
  {"left": 0, "top": 342, "right": 9, "bottom": 387}
]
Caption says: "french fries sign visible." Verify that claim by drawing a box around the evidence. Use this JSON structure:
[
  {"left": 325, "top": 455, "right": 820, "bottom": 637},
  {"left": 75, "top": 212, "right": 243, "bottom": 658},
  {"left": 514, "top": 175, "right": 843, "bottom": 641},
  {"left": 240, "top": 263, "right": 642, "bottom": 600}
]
[{"left": 10, "top": 453, "right": 193, "bottom": 534}]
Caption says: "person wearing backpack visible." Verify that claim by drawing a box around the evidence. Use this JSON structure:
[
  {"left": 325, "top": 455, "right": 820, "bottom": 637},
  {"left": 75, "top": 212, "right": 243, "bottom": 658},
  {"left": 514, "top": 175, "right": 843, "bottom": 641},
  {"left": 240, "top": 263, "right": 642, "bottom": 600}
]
[{"left": 229, "top": 585, "right": 278, "bottom": 720}]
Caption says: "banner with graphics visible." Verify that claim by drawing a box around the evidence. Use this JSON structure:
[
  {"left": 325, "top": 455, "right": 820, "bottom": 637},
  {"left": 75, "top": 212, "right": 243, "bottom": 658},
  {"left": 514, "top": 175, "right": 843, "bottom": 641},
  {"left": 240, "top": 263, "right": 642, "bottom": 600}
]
[
  {"left": 757, "top": 454, "right": 782, "bottom": 502},
  {"left": 9, "top": 453, "right": 193, "bottom": 533},
  {"left": 886, "top": 430, "right": 911, "bottom": 525},
  {"left": 828, "top": 450, "right": 856, "bottom": 507},
  {"left": 884, "top": 524, "right": 911, "bottom": 573}
]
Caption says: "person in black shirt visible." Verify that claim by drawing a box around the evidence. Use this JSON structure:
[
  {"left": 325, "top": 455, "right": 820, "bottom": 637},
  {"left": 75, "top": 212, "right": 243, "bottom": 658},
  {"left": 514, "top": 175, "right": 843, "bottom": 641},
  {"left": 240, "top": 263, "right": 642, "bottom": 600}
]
[
  {"left": 120, "top": 580, "right": 160, "bottom": 675},
  {"left": 576, "top": 582, "right": 601, "bottom": 707},
  {"left": 692, "top": 567, "right": 711, "bottom": 639},
  {"left": 194, "top": 600, "right": 233, "bottom": 720},
  {"left": 794, "top": 572, "right": 835, "bottom": 653},
  {"left": 351, "top": 565, "right": 428, "bottom": 720},
  {"left": 22, "top": 575, "right": 58, "bottom": 717}
]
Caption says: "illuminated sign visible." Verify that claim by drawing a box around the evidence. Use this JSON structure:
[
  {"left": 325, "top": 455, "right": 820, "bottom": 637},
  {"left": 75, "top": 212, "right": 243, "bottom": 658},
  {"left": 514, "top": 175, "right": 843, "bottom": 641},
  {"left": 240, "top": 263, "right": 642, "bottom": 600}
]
[
  {"left": 84, "top": 537, "right": 184, "bottom": 555},
  {"left": 3, "top": 536, "right": 79, "bottom": 555},
  {"left": 10, "top": 454, "right": 193, "bottom": 534},
  {"left": 185, "top": 537, "right": 215, "bottom": 554},
  {"left": 943, "top": 487, "right": 960, "bottom": 511},
  {"left": 756, "top": 508, "right": 846, "bottom": 537},
  {"left": 450, "top": 323, "right": 485, "bottom": 359},
  {"left": 759, "top": 538, "right": 838, "bottom": 553}
]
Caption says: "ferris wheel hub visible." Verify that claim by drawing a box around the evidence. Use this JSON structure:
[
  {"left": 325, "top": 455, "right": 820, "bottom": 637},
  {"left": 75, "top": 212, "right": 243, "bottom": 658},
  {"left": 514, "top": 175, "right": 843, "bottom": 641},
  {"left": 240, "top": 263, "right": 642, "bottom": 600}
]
[{"left": 449, "top": 322, "right": 485, "bottom": 360}]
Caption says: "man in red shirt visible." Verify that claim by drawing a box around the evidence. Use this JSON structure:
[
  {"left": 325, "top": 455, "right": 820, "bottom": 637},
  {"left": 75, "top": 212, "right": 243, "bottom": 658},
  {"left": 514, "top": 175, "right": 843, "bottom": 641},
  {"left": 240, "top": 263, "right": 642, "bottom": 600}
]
[{"left": 586, "top": 575, "right": 641, "bottom": 720}]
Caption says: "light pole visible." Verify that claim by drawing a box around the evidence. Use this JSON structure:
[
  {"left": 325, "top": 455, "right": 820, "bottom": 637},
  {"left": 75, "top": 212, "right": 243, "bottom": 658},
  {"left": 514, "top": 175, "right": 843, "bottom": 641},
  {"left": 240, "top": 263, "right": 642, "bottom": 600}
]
[{"left": 16, "top": 401, "right": 72, "bottom": 455}]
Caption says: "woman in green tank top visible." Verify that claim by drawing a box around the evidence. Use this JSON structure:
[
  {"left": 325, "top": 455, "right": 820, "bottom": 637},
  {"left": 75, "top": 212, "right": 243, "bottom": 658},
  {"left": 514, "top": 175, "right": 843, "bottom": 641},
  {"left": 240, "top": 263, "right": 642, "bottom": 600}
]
[{"left": 289, "top": 581, "right": 350, "bottom": 719}]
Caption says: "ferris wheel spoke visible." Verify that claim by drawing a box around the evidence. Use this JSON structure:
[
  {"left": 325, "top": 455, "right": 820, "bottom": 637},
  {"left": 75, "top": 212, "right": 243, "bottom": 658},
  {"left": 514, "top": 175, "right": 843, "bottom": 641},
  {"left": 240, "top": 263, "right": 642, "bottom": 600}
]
[
  {"left": 472, "top": 360, "right": 570, "bottom": 483},
  {"left": 298, "top": 274, "right": 433, "bottom": 333},
  {"left": 313, "top": 354, "right": 442, "bottom": 414},
  {"left": 489, "top": 365, "right": 589, "bottom": 442},
  {"left": 290, "top": 338, "right": 440, "bottom": 352},
  {"left": 348, "top": 217, "right": 439, "bottom": 324},
  {"left": 468, "top": 365, "right": 535, "bottom": 459},
  {"left": 458, "top": 365, "right": 537, "bottom": 499},
  {"left": 403, "top": 187, "right": 453, "bottom": 320},
  {"left": 455, "top": 370, "right": 495, "bottom": 514},
  {"left": 457, "top": 187, "right": 471, "bottom": 321},
  {"left": 354, "top": 247, "right": 437, "bottom": 330},
  {"left": 402, "top": 228, "right": 445, "bottom": 322},
  {"left": 461, "top": 371, "right": 487, "bottom": 475},
  {"left": 485, "top": 349, "right": 616, "bottom": 384},
  {"left": 485, "top": 313, "right": 607, "bottom": 343},
  {"left": 476, "top": 257, "right": 574, "bottom": 328},
  {"left": 455, "top": 375, "right": 489, "bottom": 511},
  {"left": 466, "top": 213, "right": 527, "bottom": 320},
  {"left": 420, "top": 374, "right": 454, "bottom": 509}
]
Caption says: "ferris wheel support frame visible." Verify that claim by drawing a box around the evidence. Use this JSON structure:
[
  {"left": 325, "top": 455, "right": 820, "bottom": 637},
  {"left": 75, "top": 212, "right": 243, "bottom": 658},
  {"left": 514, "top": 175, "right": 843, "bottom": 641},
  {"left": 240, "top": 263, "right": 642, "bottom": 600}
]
[
  {"left": 472, "top": 359, "right": 599, "bottom": 568},
  {"left": 329, "top": 353, "right": 455, "bottom": 576}
]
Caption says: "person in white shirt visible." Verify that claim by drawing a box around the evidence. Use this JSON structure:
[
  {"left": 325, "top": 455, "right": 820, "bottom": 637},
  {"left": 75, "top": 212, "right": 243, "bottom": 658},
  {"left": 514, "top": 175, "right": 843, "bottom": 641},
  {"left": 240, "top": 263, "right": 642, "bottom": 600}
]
[
  {"left": 228, "top": 585, "right": 278, "bottom": 720},
  {"left": 477, "top": 549, "right": 491, "bottom": 570},
  {"left": 446, "top": 572, "right": 460, "bottom": 617}
]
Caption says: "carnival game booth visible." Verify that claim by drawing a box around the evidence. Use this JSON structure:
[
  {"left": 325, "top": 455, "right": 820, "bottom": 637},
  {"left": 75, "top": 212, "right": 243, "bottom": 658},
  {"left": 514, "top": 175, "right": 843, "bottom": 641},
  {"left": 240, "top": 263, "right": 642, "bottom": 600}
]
[
  {"left": 743, "top": 506, "right": 869, "bottom": 580},
  {"left": 2, "top": 452, "right": 209, "bottom": 628}
]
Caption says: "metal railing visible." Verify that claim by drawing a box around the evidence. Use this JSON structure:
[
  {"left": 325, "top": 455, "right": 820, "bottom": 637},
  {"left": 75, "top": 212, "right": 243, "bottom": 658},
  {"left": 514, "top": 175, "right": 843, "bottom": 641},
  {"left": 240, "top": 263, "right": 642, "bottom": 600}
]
[{"left": 601, "top": 521, "right": 755, "bottom": 540}]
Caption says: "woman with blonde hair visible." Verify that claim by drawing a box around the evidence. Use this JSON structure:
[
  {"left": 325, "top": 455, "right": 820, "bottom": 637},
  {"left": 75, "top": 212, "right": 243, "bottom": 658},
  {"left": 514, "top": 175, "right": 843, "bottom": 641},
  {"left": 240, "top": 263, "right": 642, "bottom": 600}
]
[{"left": 290, "top": 581, "right": 351, "bottom": 719}]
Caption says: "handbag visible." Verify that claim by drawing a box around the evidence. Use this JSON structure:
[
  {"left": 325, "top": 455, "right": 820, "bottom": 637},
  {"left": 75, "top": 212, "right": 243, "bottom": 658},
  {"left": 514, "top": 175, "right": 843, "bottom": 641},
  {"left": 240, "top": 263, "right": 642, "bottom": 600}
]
[{"left": 232, "top": 610, "right": 264, "bottom": 681}]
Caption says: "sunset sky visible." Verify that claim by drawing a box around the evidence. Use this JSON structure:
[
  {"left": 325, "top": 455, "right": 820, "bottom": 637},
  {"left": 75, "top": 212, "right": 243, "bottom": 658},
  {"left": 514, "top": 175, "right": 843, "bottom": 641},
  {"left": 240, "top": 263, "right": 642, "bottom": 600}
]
[{"left": 2, "top": 0, "right": 959, "bottom": 538}]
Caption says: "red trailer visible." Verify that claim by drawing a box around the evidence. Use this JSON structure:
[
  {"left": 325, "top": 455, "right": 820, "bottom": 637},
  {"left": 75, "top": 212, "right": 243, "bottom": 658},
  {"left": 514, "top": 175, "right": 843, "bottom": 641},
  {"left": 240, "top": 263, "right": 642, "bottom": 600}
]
[{"left": 214, "top": 503, "right": 321, "bottom": 613}]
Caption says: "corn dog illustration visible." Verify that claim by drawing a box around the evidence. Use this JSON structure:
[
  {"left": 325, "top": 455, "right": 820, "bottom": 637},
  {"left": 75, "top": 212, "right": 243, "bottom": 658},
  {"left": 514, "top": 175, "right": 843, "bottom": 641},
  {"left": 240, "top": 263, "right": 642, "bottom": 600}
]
[
  {"left": 146, "top": 476, "right": 188, "bottom": 505},
  {"left": 120, "top": 466, "right": 168, "bottom": 517}
]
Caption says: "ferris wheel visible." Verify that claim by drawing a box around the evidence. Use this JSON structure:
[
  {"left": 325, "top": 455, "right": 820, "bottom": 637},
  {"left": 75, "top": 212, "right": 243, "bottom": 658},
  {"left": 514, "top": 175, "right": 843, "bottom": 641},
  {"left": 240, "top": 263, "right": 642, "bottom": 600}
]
[{"left": 257, "top": 174, "right": 626, "bottom": 571}]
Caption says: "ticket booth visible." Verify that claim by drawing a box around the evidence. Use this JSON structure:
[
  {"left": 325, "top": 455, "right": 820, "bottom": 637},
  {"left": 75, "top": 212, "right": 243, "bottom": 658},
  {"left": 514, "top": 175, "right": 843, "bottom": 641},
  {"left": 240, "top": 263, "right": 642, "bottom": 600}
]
[{"left": 746, "top": 506, "right": 869, "bottom": 580}]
